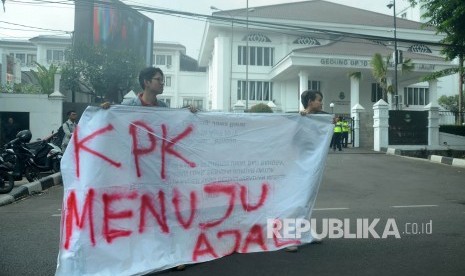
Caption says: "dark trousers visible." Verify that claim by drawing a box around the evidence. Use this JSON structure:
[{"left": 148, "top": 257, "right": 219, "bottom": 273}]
[
  {"left": 332, "top": 133, "right": 342, "bottom": 151},
  {"left": 342, "top": 132, "right": 349, "bottom": 148}
]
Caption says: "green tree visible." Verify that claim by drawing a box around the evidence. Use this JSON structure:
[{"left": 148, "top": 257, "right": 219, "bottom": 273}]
[
  {"left": 408, "top": 0, "right": 465, "bottom": 124},
  {"left": 30, "top": 62, "right": 59, "bottom": 95},
  {"left": 370, "top": 53, "right": 413, "bottom": 102},
  {"left": 60, "top": 43, "right": 144, "bottom": 103},
  {"left": 438, "top": 95, "right": 459, "bottom": 112}
]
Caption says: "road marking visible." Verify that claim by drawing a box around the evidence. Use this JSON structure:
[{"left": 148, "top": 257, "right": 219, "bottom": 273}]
[
  {"left": 51, "top": 214, "right": 62, "bottom": 217},
  {"left": 313, "top": 208, "right": 349, "bottom": 211},
  {"left": 391, "top": 205, "right": 438, "bottom": 208}
]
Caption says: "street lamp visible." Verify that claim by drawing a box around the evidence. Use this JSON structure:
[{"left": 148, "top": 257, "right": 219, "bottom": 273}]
[
  {"left": 330, "top": 102, "right": 335, "bottom": 114},
  {"left": 387, "top": 0, "right": 399, "bottom": 110},
  {"left": 210, "top": 6, "right": 234, "bottom": 111}
]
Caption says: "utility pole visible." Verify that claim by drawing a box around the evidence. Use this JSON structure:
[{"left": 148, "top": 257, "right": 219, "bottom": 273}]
[
  {"left": 70, "top": 31, "right": 76, "bottom": 103},
  {"left": 245, "top": 0, "right": 249, "bottom": 111},
  {"left": 388, "top": 0, "right": 398, "bottom": 110}
]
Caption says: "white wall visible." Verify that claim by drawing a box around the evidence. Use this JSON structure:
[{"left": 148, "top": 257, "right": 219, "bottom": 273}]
[
  {"left": 0, "top": 93, "right": 63, "bottom": 140},
  {"left": 440, "top": 132, "right": 465, "bottom": 149},
  {"left": 177, "top": 72, "right": 208, "bottom": 109}
]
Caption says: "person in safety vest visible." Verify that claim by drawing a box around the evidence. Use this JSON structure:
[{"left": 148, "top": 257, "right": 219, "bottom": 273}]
[
  {"left": 332, "top": 116, "right": 343, "bottom": 151},
  {"left": 341, "top": 118, "right": 350, "bottom": 148}
]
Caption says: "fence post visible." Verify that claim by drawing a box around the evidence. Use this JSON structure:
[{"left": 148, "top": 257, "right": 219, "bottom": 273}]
[
  {"left": 373, "top": 99, "right": 389, "bottom": 151},
  {"left": 425, "top": 103, "right": 440, "bottom": 146},
  {"left": 233, "top": 100, "right": 245, "bottom": 113},
  {"left": 351, "top": 103, "right": 365, "bottom": 148}
]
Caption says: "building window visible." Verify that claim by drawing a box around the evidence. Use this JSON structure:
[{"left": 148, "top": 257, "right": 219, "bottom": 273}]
[
  {"left": 237, "top": 80, "right": 273, "bottom": 101},
  {"left": 159, "top": 98, "right": 171, "bottom": 107},
  {"left": 238, "top": 46, "right": 274, "bottom": 66},
  {"left": 14, "top": 53, "right": 25, "bottom": 65},
  {"left": 307, "top": 80, "right": 321, "bottom": 91},
  {"left": 164, "top": 76, "right": 172, "bottom": 87},
  {"left": 371, "top": 83, "right": 383, "bottom": 102},
  {"left": 293, "top": 37, "right": 321, "bottom": 46},
  {"left": 155, "top": 55, "right": 172, "bottom": 66},
  {"left": 10, "top": 53, "right": 37, "bottom": 66},
  {"left": 27, "top": 54, "right": 37, "bottom": 66},
  {"left": 183, "top": 98, "right": 203, "bottom": 109},
  {"left": 46, "top": 49, "right": 65, "bottom": 63},
  {"left": 404, "top": 87, "right": 429, "bottom": 106}
]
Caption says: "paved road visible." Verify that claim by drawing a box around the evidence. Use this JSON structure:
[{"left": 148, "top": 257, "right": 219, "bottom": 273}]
[{"left": 1, "top": 148, "right": 465, "bottom": 276}]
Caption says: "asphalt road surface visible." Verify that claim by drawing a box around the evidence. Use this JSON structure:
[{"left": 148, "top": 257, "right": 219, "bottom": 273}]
[{"left": 1, "top": 149, "right": 464, "bottom": 276}]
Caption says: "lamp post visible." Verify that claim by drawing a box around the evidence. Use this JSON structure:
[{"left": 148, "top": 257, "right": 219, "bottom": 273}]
[
  {"left": 330, "top": 102, "right": 335, "bottom": 114},
  {"left": 210, "top": 6, "right": 234, "bottom": 111},
  {"left": 387, "top": 0, "right": 398, "bottom": 110}
]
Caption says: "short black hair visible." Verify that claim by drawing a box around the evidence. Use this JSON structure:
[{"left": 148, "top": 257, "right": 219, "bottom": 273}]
[
  {"left": 301, "top": 90, "right": 323, "bottom": 109},
  {"left": 66, "top": 110, "right": 76, "bottom": 116},
  {"left": 138, "top": 67, "right": 164, "bottom": 90}
]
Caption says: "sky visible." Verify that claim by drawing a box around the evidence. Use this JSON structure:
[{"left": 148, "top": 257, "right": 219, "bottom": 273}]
[{"left": 0, "top": 0, "right": 411, "bottom": 58}]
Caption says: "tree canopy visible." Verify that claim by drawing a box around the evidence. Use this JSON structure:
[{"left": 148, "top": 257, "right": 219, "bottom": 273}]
[
  {"left": 60, "top": 43, "right": 144, "bottom": 103},
  {"left": 30, "top": 62, "right": 59, "bottom": 95},
  {"left": 370, "top": 53, "right": 413, "bottom": 103},
  {"left": 408, "top": 0, "right": 465, "bottom": 123}
]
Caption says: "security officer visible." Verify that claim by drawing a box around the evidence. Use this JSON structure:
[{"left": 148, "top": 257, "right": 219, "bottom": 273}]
[
  {"left": 341, "top": 118, "right": 350, "bottom": 148},
  {"left": 332, "top": 116, "right": 343, "bottom": 151}
]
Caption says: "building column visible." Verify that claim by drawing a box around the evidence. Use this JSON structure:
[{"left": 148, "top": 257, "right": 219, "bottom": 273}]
[
  {"left": 425, "top": 103, "right": 440, "bottom": 146},
  {"left": 298, "top": 70, "right": 309, "bottom": 110},
  {"left": 428, "top": 79, "right": 438, "bottom": 106},
  {"left": 49, "top": 73, "right": 65, "bottom": 133},
  {"left": 213, "top": 37, "right": 226, "bottom": 111},
  {"left": 351, "top": 103, "right": 365, "bottom": 148},
  {"left": 373, "top": 99, "right": 389, "bottom": 151},
  {"left": 350, "top": 74, "right": 360, "bottom": 110}
]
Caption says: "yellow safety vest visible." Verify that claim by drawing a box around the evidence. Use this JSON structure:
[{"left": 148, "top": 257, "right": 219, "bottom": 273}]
[
  {"left": 334, "top": 122, "right": 343, "bottom": 133},
  {"left": 342, "top": 121, "right": 350, "bottom": 132}
]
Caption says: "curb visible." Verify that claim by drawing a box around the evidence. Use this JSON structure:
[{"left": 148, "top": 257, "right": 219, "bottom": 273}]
[
  {"left": 429, "top": 155, "right": 465, "bottom": 168},
  {"left": 383, "top": 147, "right": 465, "bottom": 169},
  {"left": 0, "top": 172, "right": 62, "bottom": 207}
]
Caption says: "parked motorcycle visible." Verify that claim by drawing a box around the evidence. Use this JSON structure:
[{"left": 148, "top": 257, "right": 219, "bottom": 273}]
[
  {"left": 2, "top": 130, "right": 42, "bottom": 183},
  {"left": 0, "top": 151, "right": 15, "bottom": 194},
  {"left": 25, "top": 134, "right": 62, "bottom": 173}
]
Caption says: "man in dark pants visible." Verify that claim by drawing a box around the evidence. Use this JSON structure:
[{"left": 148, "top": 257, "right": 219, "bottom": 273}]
[
  {"left": 341, "top": 117, "right": 350, "bottom": 148},
  {"left": 332, "top": 116, "right": 343, "bottom": 151},
  {"left": 2, "top": 117, "right": 19, "bottom": 145}
]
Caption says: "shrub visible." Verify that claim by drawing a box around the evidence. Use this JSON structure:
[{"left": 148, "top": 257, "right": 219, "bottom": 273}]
[{"left": 249, "top": 103, "right": 273, "bottom": 113}]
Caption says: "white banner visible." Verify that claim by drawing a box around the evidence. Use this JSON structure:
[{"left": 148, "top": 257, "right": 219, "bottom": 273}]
[{"left": 56, "top": 106, "right": 333, "bottom": 276}]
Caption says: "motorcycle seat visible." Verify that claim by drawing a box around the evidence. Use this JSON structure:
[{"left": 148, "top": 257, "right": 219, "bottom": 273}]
[{"left": 26, "top": 141, "right": 46, "bottom": 154}]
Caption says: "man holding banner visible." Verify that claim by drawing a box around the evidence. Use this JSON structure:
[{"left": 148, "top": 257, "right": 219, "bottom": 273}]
[{"left": 284, "top": 90, "right": 328, "bottom": 253}]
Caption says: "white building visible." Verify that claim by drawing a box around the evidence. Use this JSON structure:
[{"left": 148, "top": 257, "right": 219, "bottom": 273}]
[
  {"left": 152, "top": 42, "right": 207, "bottom": 109},
  {"left": 0, "top": 36, "right": 207, "bottom": 141},
  {"left": 199, "top": 0, "right": 457, "bottom": 114}
]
